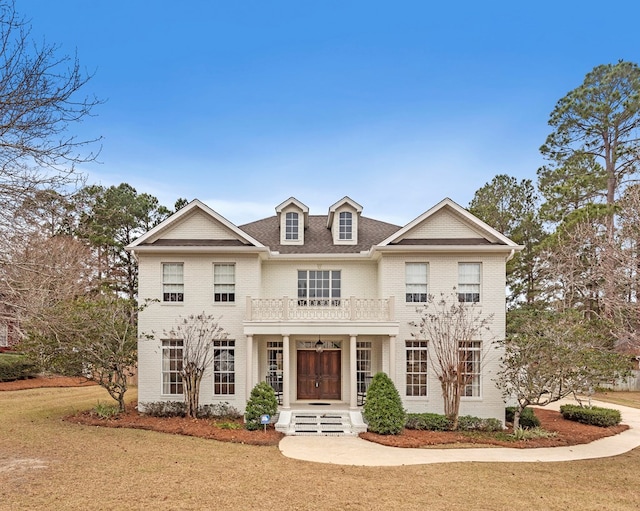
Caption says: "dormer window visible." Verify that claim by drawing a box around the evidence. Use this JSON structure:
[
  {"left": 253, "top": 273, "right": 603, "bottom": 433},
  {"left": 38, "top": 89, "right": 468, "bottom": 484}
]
[
  {"left": 327, "top": 197, "right": 362, "bottom": 245},
  {"left": 276, "top": 197, "right": 309, "bottom": 245},
  {"left": 339, "top": 211, "right": 352, "bottom": 240},
  {"left": 285, "top": 212, "right": 299, "bottom": 240}
]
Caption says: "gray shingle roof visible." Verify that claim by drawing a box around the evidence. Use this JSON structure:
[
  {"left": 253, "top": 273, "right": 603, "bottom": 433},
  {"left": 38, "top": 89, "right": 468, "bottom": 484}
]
[{"left": 240, "top": 215, "right": 401, "bottom": 254}]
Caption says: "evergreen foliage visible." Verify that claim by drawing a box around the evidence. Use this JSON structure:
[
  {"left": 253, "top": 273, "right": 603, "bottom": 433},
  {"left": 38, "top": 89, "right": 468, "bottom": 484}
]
[
  {"left": 244, "top": 382, "right": 279, "bottom": 431},
  {"left": 362, "top": 372, "right": 406, "bottom": 435}
]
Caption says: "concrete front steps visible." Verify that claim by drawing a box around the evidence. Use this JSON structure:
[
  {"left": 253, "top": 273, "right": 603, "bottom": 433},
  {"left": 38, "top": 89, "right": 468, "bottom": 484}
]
[{"left": 275, "top": 409, "right": 367, "bottom": 436}]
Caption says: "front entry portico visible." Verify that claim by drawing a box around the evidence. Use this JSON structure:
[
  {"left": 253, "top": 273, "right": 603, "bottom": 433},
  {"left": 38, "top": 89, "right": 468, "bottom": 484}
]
[{"left": 297, "top": 350, "right": 341, "bottom": 400}]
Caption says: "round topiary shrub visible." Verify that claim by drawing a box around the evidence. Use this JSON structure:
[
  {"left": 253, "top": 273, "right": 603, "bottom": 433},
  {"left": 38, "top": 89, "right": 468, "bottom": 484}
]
[
  {"left": 362, "top": 372, "right": 406, "bottom": 435},
  {"left": 244, "top": 381, "right": 279, "bottom": 430}
]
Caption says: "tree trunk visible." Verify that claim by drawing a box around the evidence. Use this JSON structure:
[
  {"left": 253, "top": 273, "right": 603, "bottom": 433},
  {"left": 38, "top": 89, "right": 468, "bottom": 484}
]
[{"left": 183, "top": 371, "right": 202, "bottom": 419}]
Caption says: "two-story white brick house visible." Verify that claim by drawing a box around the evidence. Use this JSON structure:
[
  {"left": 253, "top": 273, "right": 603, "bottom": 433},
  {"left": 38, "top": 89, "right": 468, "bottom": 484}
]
[{"left": 128, "top": 196, "right": 521, "bottom": 433}]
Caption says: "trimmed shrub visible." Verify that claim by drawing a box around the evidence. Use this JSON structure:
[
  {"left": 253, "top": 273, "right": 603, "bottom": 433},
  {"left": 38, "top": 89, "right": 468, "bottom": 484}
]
[
  {"left": 245, "top": 382, "right": 279, "bottom": 431},
  {"left": 141, "top": 401, "right": 241, "bottom": 419},
  {"left": 405, "top": 413, "right": 452, "bottom": 431},
  {"left": 0, "top": 353, "right": 38, "bottom": 382},
  {"left": 362, "top": 372, "right": 406, "bottom": 435},
  {"left": 560, "top": 404, "right": 621, "bottom": 427},
  {"left": 457, "top": 415, "right": 503, "bottom": 432},
  {"left": 505, "top": 406, "right": 540, "bottom": 429}
]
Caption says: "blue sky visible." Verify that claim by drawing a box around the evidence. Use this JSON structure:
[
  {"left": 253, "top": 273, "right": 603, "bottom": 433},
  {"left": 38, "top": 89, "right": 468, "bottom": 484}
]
[{"left": 20, "top": 0, "right": 640, "bottom": 226}]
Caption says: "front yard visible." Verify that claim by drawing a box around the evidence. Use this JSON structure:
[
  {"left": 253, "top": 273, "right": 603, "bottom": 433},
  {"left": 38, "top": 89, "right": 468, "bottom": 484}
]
[{"left": 1, "top": 382, "right": 640, "bottom": 510}]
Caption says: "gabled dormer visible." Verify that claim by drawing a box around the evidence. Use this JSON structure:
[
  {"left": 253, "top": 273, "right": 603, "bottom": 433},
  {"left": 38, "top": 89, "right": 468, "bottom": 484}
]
[
  {"left": 327, "top": 196, "right": 363, "bottom": 245},
  {"left": 276, "top": 197, "right": 309, "bottom": 245}
]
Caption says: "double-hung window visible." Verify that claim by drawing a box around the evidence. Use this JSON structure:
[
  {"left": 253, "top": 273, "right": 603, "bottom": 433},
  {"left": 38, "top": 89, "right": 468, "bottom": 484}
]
[
  {"left": 458, "top": 263, "right": 481, "bottom": 303},
  {"left": 213, "top": 339, "right": 235, "bottom": 395},
  {"left": 406, "top": 263, "right": 428, "bottom": 302},
  {"left": 162, "top": 339, "right": 183, "bottom": 395},
  {"left": 339, "top": 211, "right": 353, "bottom": 240},
  {"left": 214, "top": 264, "right": 235, "bottom": 302},
  {"left": 285, "top": 212, "right": 299, "bottom": 240},
  {"left": 459, "top": 340, "right": 481, "bottom": 397},
  {"left": 297, "top": 270, "right": 341, "bottom": 306},
  {"left": 163, "top": 263, "right": 184, "bottom": 302},
  {"left": 406, "top": 340, "right": 428, "bottom": 396}
]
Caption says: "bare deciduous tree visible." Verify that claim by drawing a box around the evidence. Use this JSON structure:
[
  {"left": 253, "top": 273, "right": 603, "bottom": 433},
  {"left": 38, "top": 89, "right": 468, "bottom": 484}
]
[
  {"left": 0, "top": 0, "right": 101, "bottom": 237},
  {"left": 0, "top": 233, "right": 95, "bottom": 333},
  {"left": 497, "top": 310, "right": 629, "bottom": 430},
  {"left": 163, "top": 313, "right": 228, "bottom": 419},
  {"left": 411, "top": 290, "right": 493, "bottom": 430},
  {"left": 22, "top": 295, "right": 138, "bottom": 412}
]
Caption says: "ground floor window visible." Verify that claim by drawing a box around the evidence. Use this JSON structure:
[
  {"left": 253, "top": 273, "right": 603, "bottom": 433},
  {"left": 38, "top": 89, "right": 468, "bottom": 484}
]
[
  {"left": 406, "top": 340, "right": 428, "bottom": 396},
  {"left": 214, "top": 339, "right": 235, "bottom": 395},
  {"left": 266, "top": 341, "right": 283, "bottom": 393},
  {"left": 162, "top": 339, "right": 183, "bottom": 395},
  {"left": 356, "top": 341, "right": 372, "bottom": 393},
  {"left": 459, "top": 340, "right": 481, "bottom": 397}
]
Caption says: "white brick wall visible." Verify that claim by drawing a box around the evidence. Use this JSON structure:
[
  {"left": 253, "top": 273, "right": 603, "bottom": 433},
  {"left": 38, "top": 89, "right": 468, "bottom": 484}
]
[{"left": 136, "top": 201, "right": 511, "bottom": 422}]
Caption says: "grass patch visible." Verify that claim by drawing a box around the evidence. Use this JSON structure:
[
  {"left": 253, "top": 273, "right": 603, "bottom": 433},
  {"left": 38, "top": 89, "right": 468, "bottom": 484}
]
[
  {"left": 593, "top": 391, "right": 640, "bottom": 409},
  {"left": 1, "top": 387, "right": 640, "bottom": 511}
]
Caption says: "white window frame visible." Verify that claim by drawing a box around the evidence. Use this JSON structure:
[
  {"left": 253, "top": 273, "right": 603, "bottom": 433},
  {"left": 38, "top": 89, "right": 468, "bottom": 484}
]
[
  {"left": 406, "top": 263, "right": 428, "bottom": 303},
  {"left": 339, "top": 211, "right": 353, "bottom": 240},
  {"left": 214, "top": 263, "right": 235, "bottom": 303},
  {"left": 406, "top": 340, "right": 428, "bottom": 397},
  {"left": 213, "top": 339, "right": 235, "bottom": 395},
  {"left": 458, "top": 263, "right": 481, "bottom": 303},
  {"left": 285, "top": 212, "right": 299, "bottom": 240},
  {"left": 356, "top": 341, "right": 372, "bottom": 394},
  {"left": 162, "top": 263, "right": 184, "bottom": 302},
  {"left": 161, "top": 339, "right": 183, "bottom": 395},
  {"left": 459, "top": 340, "right": 481, "bottom": 397},
  {"left": 297, "top": 270, "right": 341, "bottom": 306}
]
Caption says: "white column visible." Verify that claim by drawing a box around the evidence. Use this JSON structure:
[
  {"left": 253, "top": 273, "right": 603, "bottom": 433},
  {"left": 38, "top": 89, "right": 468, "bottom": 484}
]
[
  {"left": 349, "top": 335, "right": 357, "bottom": 409},
  {"left": 282, "top": 335, "right": 291, "bottom": 409},
  {"left": 388, "top": 335, "right": 396, "bottom": 382},
  {"left": 246, "top": 335, "right": 254, "bottom": 402}
]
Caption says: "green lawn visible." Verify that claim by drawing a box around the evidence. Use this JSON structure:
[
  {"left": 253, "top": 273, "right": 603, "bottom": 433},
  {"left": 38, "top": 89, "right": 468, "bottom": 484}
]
[{"left": 1, "top": 387, "right": 640, "bottom": 511}]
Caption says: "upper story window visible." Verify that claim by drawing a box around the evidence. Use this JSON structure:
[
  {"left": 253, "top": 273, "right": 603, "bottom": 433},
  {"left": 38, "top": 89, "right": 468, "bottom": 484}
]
[
  {"left": 214, "top": 263, "right": 235, "bottom": 302},
  {"left": 406, "top": 263, "right": 428, "bottom": 302},
  {"left": 163, "top": 263, "right": 184, "bottom": 302},
  {"left": 458, "top": 263, "right": 481, "bottom": 303},
  {"left": 285, "top": 212, "right": 299, "bottom": 240},
  {"left": 297, "top": 270, "right": 341, "bottom": 306},
  {"left": 339, "top": 211, "right": 353, "bottom": 240}
]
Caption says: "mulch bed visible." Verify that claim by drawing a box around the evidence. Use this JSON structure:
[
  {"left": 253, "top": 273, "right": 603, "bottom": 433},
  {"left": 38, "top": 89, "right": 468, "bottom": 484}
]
[
  {"left": 2, "top": 376, "right": 629, "bottom": 449},
  {"left": 360, "top": 408, "right": 629, "bottom": 449},
  {"left": 0, "top": 375, "right": 97, "bottom": 391}
]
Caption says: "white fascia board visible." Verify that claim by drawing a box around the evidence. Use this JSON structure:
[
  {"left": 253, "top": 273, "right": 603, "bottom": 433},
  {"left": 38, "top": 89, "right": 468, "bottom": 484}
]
[
  {"left": 130, "top": 246, "right": 270, "bottom": 255},
  {"left": 379, "top": 198, "right": 520, "bottom": 248},
  {"left": 126, "top": 199, "right": 265, "bottom": 250},
  {"left": 372, "top": 244, "right": 525, "bottom": 254}
]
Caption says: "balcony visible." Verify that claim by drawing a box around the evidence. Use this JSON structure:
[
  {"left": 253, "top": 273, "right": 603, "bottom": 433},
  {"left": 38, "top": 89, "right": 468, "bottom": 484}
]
[{"left": 246, "top": 296, "right": 395, "bottom": 322}]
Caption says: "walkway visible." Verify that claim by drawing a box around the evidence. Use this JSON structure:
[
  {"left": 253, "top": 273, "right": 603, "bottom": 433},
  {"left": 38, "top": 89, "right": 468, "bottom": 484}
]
[{"left": 278, "top": 399, "right": 640, "bottom": 466}]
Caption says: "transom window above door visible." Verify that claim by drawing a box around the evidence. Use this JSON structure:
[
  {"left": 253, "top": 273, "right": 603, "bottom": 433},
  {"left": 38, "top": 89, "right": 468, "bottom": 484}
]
[{"left": 297, "top": 270, "right": 341, "bottom": 306}]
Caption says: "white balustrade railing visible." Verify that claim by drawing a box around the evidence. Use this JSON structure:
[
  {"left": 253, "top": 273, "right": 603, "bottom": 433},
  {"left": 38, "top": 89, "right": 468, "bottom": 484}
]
[{"left": 246, "top": 296, "right": 395, "bottom": 322}]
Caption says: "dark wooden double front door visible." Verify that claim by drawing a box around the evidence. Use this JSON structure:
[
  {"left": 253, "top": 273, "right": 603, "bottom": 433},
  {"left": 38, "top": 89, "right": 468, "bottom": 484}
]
[{"left": 297, "top": 350, "right": 341, "bottom": 400}]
